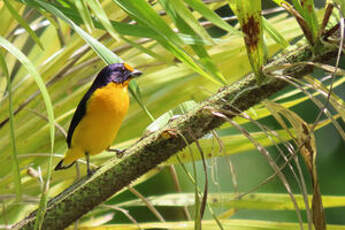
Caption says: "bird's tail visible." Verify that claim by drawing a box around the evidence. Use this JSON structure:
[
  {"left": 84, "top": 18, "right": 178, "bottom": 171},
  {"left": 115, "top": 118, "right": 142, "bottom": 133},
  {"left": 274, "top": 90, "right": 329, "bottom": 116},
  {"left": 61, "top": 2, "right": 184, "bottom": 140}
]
[
  {"left": 54, "top": 158, "right": 75, "bottom": 170},
  {"left": 55, "top": 147, "right": 83, "bottom": 171}
]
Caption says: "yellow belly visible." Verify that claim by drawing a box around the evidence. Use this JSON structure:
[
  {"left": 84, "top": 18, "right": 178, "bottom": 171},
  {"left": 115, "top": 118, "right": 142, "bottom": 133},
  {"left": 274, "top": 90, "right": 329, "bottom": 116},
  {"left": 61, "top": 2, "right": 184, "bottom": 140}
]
[{"left": 65, "top": 82, "right": 129, "bottom": 163}]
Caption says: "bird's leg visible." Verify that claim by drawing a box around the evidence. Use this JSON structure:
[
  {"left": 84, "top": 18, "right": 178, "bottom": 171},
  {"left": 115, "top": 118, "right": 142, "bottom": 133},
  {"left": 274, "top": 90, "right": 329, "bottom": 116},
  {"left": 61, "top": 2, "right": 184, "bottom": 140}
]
[
  {"left": 107, "top": 148, "right": 126, "bottom": 158},
  {"left": 85, "top": 152, "right": 94, "bottom": 176}
]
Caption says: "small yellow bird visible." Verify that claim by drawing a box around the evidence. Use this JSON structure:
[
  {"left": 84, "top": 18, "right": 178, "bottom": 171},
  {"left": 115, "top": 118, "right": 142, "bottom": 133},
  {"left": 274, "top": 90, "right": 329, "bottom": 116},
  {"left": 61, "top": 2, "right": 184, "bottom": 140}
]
[{"left": 55, "top": 63, "right": 142, "bottom": 175}]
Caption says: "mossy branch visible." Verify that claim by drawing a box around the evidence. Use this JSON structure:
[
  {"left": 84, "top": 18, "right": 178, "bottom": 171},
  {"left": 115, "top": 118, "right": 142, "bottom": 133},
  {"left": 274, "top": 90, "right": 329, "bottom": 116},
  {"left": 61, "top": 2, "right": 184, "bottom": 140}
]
[{"left": 14, "top": 34, "right": 340, "bottom": 229}]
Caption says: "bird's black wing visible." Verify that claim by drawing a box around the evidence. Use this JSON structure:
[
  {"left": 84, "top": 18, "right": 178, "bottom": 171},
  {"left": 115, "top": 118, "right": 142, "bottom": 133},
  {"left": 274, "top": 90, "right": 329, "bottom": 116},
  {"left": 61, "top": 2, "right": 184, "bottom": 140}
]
[
  {"left": 66, "top": 67, "right": 110, "bottom": 147},
  {"left": 66, "top": 88, "right": 95, "bottom": 148}
]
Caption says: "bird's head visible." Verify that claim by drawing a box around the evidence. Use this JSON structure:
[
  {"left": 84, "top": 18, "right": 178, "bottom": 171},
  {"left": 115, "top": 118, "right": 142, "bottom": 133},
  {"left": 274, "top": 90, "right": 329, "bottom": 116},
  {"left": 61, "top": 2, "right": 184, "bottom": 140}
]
[{"left": 96, "top": 63, "right": 142, "bottom": 86}]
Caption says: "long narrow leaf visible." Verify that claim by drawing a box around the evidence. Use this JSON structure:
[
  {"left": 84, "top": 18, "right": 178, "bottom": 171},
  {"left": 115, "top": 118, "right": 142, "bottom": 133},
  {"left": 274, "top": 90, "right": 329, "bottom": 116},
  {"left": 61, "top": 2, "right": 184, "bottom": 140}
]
[
  {"left": 4, "top": 0, "right": 44, "bottom": 49},
  {"left": 118, "top": 192, "right": 345, "bottom": 210},
  {"left": 166, "top": 0, "right": 214, "bottom": 44},
  {"left": 72, "top": 220, "right": 345, "bottom": 230},
  {"left": 228, "top": 0, "right": 265, "bottom": 82},
  {"left": 0, "top": 52, "right": 22, "bottom": 202},
  {"left": 112, "top": 0, "right": 183, "bottom": 46},
  {"left": 112, "top": 0, "right": 225, "bottom": 85},
  {"left": 75, "top": 0, "right": 94, "bottom": 33},
  {"left": 184, "top": 0, "right": 240, "bottom": 34},
  {"left": 160, "top": 0, "right": 227, "bottom": 85},
  {"left": 0, "top": 36, "right": 55, "bottom": 230},
  {"left": 35, "top": 0, "right": 121, "bottom": 64},
  {"left": 87, "top": 0, "right": 119, "bottom": 41},
  {"left": 262, "top": 16, "right": 289, "bottom": 48},
  {"left": 292, "top": 0, "right": 319, "bottom": 43}
]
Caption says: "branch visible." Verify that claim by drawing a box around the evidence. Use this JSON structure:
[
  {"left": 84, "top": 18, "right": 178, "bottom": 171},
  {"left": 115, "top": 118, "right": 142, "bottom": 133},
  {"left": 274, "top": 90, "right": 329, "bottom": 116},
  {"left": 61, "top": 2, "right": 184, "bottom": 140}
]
[{"left": 14, "top": 34, "right": 340, "bottom": 229}]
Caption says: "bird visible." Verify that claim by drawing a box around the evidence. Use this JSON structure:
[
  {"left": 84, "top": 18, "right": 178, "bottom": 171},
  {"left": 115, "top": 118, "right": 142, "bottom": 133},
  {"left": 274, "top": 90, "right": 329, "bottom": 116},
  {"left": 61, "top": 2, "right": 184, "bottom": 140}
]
[{"left": 55, "top": 63, "right": 142, "bottom": 176}]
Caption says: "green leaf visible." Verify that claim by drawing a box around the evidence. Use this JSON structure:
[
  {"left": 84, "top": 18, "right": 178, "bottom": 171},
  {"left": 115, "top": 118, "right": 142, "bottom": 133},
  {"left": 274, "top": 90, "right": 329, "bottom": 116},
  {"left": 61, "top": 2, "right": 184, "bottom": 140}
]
[
  {"left": 34, "top": 0, "right": 122, "bottom": 64},
  {"left": 298, "top": 0, "right": 319, "bottom": 43},
  {"left": 75, "top": 0, "right": 94, "bottom": 33},
  {"left": 183, "top": 0, "right": 240, "bottom": 35},
  {"left": 87, "top": 0, "right": 119, "bottom": 41},
  {"left": 334, "top": 0, "right": 345, "bottom": 16},
  {"left": 144, "top": 100, "right": 198, "bottom": 134},
  {"left": 273, "top": 0, "right": 319, "bottom": 45},
  {"left": 164, "top": 117, "right": 333, "bottom": 165},
  {"left": 160, "top": 0, "right": 226, "bottom": 84},
  {"left": 121, "top": 36, "right": 173, "bottom": 64},
  {"left": 164, "top": 0, "right": 214, "bottom": 44},
  {"left": 262, "top": 16, "right": 289, "bottom": 48},
  {"left": 36, "top": 3, "right": 217, "bottom": 46},
  {"left": 112, "top": 0, "right": 225, "bottom": 85},
  {"left": 4, "top": 0, "right": 44, "bottom": 49},
  {"left": 128, "top": 80, "right": 155, "bottom": 121},
  {"left": 32, "top": 0, "right": 225, "bottom": 85},
  {"left": 118, "top": 192, "right": 345, "bottom": 210},
  {"left": 0, "top": 52, "right": 22, "bottom": 202},
  {"left": 112, "top": 0, "right": 183, "bottom": 46},
  {"left": 0, "top": 35, "right": 55, "bottom": 230},
  {"left": 228, "top": 0, "right": 265, "bottom": 82},
  {"left": 70, "top": 220, "right": 345, "bottom": 230}
]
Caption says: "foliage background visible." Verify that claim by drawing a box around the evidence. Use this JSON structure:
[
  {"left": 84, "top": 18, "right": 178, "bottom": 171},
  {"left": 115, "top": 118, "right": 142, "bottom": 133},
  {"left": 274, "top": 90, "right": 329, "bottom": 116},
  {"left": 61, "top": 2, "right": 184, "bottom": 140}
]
[{"left": 0, "top": 0, "right": 344, "bottom": 229}]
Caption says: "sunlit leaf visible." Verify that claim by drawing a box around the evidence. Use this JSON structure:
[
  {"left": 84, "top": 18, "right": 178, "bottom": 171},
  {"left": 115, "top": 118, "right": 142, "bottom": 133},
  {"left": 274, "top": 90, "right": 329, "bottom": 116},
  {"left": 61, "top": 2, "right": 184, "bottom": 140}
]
[
  {"left": 73, "top": 220, "right": 345, "bottom": 230},
  {"left": 113, "top": 0, "right": 225, "bottom": 85},
  {"left": 118, "top": 192, "right": 345, "bottom": 210},
  {"left": 0, "top": 35, "right": 55, "bottom": 229},
  {"left": 0, "top": 52, "right": 22, "bottom": 202},
  {"left": 75, "top": 0, "right": 94, "bottom": 33},
  {"left": 262, "top": 16, "right": 289, "bottom": 48},
  {"left": 87, "top": 0, "right": 119, "bottom": 41},
  {"left": 34, "top": 0, "right": 121, "bottom": 64},
  {"left": 4, "top": 0, "right": 43, "bottom": 49},
  {"left": 228, "top": 0, "right": 265, "bottom": 82},
  {"left": 161, "top": 0, "right": 214, "bottom": 43},
  {"left": 264, "top": 100, "right": 325, "bottom": 229},
  {"left": 112, "top": 0, "right": 183, "bottom": 46},
  {"left": 183, "top": 0, "right": 240, "bottom": 35}
]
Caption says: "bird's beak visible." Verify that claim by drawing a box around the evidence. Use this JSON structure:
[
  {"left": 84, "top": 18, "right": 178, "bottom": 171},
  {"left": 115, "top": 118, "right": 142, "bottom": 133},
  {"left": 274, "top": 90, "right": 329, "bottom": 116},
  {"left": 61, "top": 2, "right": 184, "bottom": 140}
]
[{"left": 130, "top": 69, "right": 142, "bottom": 78}]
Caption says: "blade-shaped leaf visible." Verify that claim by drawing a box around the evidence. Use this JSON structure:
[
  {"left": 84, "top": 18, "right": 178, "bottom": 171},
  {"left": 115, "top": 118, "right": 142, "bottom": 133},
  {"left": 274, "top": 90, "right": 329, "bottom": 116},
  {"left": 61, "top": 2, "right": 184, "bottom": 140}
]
[
  {"left": 4, "top": 0, "right": 43, "bottom": 49},
  {"left": 0, "top": 52, "right": 22, "bottom": 202},
  {"left": 87, "top": 0, "right": 119, "bottom": 41},
  {"left": 228, "top": 0, "right": 265, "bottom": 82},
  {"left": 113, "top": 0, "right": 224, "bottom": 85},
  {"left": 159, "top": 0, "right": 227, "bottom": 84},
  {"left": 75, "top": 0, "right": 94, "bottom": 33},
  {"left": 164, "top": 0, "right": 214, "bottom": 44},
  {"left": 0, "top": 35, "right": 55, "bottom": 229},
  {"left": 118, "top": 192, "right": 345, "bottom": 210},
  {"left": 262, "top": 16, "right": 289, "bottom": 48},
  {"left": 74, "top": 220, "right": 345, "bottom": 230},
  {"left": 184, "top": 0, "right": 240, "bottom": 35},
  {"left": 112, "top": 0, "right": 183, "bottom": 46}
]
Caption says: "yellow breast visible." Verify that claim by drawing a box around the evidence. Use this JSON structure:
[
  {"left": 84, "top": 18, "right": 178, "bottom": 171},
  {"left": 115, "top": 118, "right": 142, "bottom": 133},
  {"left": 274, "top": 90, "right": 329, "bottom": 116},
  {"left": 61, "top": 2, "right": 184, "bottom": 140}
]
[
  {"left": 88, "top": 82, "right": 129, "bottom": 117},
  {"left": 70, "top": 82, "right": 130, "bottom": 157}
]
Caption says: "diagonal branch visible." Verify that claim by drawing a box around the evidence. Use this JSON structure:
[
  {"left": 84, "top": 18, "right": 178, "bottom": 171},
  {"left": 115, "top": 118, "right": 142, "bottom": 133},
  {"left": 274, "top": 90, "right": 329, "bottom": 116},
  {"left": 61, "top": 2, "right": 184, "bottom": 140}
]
[{"left": 14, "top": 30, "right": 341, "bottom": 230}]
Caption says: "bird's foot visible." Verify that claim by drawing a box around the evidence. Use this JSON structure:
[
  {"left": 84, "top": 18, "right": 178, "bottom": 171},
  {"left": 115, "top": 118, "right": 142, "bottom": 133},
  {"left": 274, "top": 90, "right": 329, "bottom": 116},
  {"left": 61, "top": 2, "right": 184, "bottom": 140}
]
[
  {"left": 107, "top": 148, "right": 126, "bottom": 158},
  {"left": 87, "top": 167, "right": 97, "bottom": 177},
  {"left": 85, "top": 152, "right": 97, "bottom": 177}
]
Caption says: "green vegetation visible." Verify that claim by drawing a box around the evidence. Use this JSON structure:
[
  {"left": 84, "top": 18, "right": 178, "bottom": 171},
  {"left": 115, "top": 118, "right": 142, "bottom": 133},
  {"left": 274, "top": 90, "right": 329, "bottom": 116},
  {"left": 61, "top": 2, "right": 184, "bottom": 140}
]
[{"left": 0, "top": 1, "right": 344, "bottom": 229}]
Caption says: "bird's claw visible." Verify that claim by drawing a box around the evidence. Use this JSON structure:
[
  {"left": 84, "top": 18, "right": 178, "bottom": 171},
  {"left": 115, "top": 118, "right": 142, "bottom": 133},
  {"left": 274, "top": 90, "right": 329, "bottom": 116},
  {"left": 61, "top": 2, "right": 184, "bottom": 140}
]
[
  {"left": 107, "top": 148, "right": 126, "bottom": 158},
  {"left": 87, "top": 168, "right": 97, "bottom": 177}
]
